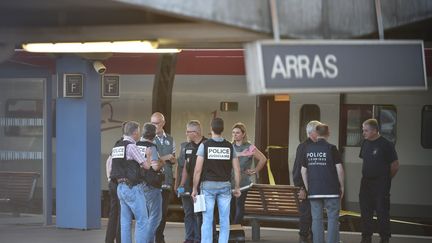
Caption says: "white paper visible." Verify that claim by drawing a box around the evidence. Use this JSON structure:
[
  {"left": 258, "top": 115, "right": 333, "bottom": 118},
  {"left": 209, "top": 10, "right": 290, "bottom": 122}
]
[{"left": 194, "top": 194, "right": 206, "bottom": 213}]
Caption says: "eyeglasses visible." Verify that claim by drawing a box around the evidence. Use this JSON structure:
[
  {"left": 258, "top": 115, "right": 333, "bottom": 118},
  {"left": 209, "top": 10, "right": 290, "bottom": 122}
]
[{"left": 186, "top": 130, "right": 197, "bottom": 133}]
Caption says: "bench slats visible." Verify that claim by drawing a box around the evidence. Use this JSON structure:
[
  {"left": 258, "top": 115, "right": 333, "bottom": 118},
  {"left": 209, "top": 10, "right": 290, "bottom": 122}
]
[
  {"left": 0, "top": 171, "right": 40, "bottom": 202},
  {"left": 244, "top": 184, "right": 300, "bottom": 217}
]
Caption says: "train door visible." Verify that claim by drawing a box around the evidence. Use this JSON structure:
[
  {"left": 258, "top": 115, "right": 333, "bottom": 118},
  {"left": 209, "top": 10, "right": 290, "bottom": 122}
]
[{"left": 255, "top": 95, "right": 290, "bottom": 185}]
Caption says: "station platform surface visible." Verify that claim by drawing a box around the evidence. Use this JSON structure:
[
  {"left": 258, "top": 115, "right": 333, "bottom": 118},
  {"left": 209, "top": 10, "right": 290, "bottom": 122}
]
[{"left": 1, "top": 215, "right": 431, "bottom": 243}]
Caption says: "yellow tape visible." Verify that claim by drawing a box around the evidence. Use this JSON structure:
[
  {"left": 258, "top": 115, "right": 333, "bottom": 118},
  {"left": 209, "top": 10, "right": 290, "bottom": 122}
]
[
  {"left": 265, "top": 145, "right": 288, "bottom": 186},
  {"left": 339, "top": 210, "right": 432, "bottom": 227}
]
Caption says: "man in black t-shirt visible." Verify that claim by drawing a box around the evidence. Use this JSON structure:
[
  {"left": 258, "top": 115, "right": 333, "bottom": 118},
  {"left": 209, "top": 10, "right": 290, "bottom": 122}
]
[{"left": 359, "top": 119, "right": 399, "bottom": 243}]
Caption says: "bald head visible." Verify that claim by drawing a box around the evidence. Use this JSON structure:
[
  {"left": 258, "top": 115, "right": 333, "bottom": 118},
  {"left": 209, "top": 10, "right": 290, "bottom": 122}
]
[{"left": 151, "top": 112, "right": 166, "bottom": 135}]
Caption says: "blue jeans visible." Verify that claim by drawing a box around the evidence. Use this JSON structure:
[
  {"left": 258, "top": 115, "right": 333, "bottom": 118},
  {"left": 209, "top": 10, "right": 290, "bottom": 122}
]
[
  {"left": 201, "top": 181, "right": 232, "bottom": 243},
  {"left": 117, "top": 183, "right": 148, "bottom": 243},
  {"left": 142, "top": 184, "right": 162, "bottom": 243},
  {"left": 182, "top": 195, "right": 201, "bottom": 241},
  {"left": 310, "top": 198, "right": 340, "bottom": 243}
]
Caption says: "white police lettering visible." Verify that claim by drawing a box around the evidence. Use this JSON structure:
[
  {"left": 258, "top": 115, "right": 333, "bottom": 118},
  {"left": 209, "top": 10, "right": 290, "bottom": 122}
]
[
  {"left": 207, "top": 147, "right": 231, "bottom": 160},
  {"left": 112, "top": 146, "right": 125, "bottom": 159},
  {"left": 186, "top": 149, "right": 193, "bottom": 154},
  {"left": 271, "top": 54, "right": 338, "bottom": 79},
  {"left": 137, "top": 146, "right": 147, "bottom": 158},
  {"left": 307, "top": 152, "right": 328, "bottom": 166}
]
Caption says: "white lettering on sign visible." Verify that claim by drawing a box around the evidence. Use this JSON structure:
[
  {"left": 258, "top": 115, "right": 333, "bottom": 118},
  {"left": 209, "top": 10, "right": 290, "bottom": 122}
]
[
  {"left": 112, "top": 146, "right": 125, "bottom": 159},
  {"left": 137, "top": 146, "right": 147, "bottom": 158},
  {"left": 207, "top": 147, "right": 231, "bottom": 160},
  {"left": 271, "top": 54, "right": 338, "bottom": 79}
]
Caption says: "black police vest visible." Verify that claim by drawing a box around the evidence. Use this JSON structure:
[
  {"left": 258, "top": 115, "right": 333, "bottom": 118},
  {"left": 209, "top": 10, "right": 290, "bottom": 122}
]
[
  {"left": 136, "top": 140, "right": 164, "bottom": 188},
  {"left": 110, "top": 140, "right": 141, "bottom": 186},
  {"left": 185, "top": 137, "right": 207, "bottom": 176},
  {"left": 202, "top": 139, "right": 233, "bottom": 182},
  {"left": 305, "top": 140, "right": 340, "bottom": 198}
]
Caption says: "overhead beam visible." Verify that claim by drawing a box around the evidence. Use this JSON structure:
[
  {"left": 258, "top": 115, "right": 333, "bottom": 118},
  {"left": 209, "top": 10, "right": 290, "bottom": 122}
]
[{"left": 0, "top": 23, "right": 268, "bottom": 48}]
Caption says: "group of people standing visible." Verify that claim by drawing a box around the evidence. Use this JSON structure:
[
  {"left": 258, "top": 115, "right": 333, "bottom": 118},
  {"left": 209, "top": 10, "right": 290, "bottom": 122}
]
[
  {"left": 105, "top": 113, "right": 267, "bottom": 243},
  {"left": 105, "top": 112, "right": 176, "bottom": 243},
  {"left": 105, "top": 113, "right": 399, "bottom": 243},
  {"left": 293, "top": 119, "right": 399, "bottom": 243}
]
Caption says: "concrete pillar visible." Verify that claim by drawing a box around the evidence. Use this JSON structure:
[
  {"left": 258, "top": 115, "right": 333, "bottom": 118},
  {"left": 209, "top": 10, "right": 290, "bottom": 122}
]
[{"left": 56, "top": 55, "right": 101, "bottom": 229}]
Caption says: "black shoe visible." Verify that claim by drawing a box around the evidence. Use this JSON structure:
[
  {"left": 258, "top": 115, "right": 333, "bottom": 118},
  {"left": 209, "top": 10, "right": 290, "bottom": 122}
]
[
  {"left": 360, "top": 236, "right": 372, "bottom": 243},
  {"left": 380, "top": 238, "right": 390, "bottom": 243}
]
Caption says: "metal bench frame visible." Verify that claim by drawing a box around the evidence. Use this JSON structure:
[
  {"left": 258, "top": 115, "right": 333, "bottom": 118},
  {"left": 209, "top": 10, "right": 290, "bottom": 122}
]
[{"left": 0, "top": 171, "right": 40, "bottom": 216}]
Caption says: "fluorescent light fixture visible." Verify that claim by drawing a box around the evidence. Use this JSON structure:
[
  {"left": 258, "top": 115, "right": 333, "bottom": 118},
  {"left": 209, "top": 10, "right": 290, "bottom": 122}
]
[{"left": 22, "top": 41, "right": 181, "bottom": 53}]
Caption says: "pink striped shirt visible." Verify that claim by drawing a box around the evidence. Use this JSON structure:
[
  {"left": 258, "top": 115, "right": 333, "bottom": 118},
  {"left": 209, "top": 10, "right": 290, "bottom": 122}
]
[{"left": 123, "top": 136, "right": 146, "bottom": 164}]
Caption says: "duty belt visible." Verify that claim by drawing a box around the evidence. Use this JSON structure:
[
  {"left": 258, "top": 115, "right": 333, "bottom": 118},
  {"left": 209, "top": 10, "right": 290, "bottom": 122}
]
[
  {"left": 161, "top": 184, "right": 172, "bottom": 190},
  {"left": 118, "top": 178, "right": 134, "bottom": 188}
]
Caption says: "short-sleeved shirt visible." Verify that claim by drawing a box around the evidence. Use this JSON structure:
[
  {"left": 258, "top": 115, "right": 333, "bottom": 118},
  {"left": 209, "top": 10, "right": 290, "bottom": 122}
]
[
  {"left": 196, "top": 137, "right": 237, "bottom": 158},
  {"left": 360, "top": 136, "right": 398, "bottom": 178},
  {"left": 232, "top": 142, "right": 254, "bottom": 187},
  {"left": 137, "top": 139, "right": 159, "bottom": 162}
]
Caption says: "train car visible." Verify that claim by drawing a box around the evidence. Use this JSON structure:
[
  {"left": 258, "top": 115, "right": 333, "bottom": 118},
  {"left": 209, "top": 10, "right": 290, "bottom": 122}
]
[{"left": 1, "top": 51, "right": 431, "bottom": 223}]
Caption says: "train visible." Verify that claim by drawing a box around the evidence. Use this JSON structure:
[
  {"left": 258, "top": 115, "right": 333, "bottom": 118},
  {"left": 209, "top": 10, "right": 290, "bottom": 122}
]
[{"left": 0, "top": 50, "right": 431, "bottom": 221}]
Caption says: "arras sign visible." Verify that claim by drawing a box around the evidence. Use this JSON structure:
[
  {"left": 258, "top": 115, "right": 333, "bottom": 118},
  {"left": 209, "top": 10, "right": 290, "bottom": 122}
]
[{"left": 244, "top": 40, "right": 427, "bottom": 94}]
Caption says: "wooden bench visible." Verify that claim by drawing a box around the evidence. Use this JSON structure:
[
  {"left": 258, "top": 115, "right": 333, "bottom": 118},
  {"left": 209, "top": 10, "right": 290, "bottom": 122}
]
[
  {"left": 0, "top": 171, "right": 40, "bottom": 216},
  {"left": 244, "top": 184, "right": 301, "bottom": 241}
]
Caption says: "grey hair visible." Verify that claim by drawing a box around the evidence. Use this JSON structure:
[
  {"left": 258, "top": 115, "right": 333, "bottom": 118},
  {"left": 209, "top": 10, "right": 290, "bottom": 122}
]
[
  {"left": 187, "top": 120, "right": 201, "bottom": 133},
  {"left": 306, "top": 120, "right": 322, "bottom": 136},
  {"left": 124, "top": 121, "right": 140, "bottom": 136}
]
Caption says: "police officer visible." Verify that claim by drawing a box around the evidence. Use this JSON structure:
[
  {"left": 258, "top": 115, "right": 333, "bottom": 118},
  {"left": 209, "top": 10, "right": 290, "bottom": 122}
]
[
  {"left": 151, "top": 112, "right": 177, "bottom": 243},
  {"left": 292, "top": 120, "right": 321, "bottom": 243},
  {"left": 191, "top": 117, "right": 241, "bottom": 243},
  {"left": 359, "top": 119, "right": 399, "bottom": 243},
  {"left": 137, "top": 123, "right": 163, "bottom": 243},
  {"left": 105, "top": 122, "right": 127, "bottom": 243},
  {"left": 301, "top": 124, "right": 345, "bottom": 243},
  {"left": 109, "top": 121, "right": 152, "bottom": 243},
  {"left": 177, "top": 120, "right": 207, "bottom": 243}
]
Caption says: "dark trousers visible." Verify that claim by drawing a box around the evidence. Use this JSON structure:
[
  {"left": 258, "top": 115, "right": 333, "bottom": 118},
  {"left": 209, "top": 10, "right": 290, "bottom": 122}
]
[
  {"left": 230, "top": 190, "right": 248, "bottom": 224},
  {"left": 156, "top": 189, "right": 172, "bottom": 243},
  {"left": 182, "top": 195, "right": 202, "bottom": 242},
  {"left": 359, "top": 177, "right": 391, "bottom": 240},
  {"left": 105, "top": 180, "right": 121, "bottom": 243},
  {"left": 298, "top": 198, "right": 312, "bottom": 238}
]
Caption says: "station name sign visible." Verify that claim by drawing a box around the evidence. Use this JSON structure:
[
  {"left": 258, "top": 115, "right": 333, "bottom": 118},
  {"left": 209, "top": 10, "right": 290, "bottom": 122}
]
[{"left": 244, "top": 40, "right": 427, "bottom": 94}]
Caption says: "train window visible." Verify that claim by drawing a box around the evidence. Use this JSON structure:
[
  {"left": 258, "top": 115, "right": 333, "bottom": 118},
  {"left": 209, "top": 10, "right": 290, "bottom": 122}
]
[
  {"left": 299, "top": 104, "right": 320, "bottom": 142},
  {"left": 421, "top": 105, "right": 432, "bottom": 148},
  {"left": 374, "top": 105, "right": 397, "bottom": 144},
  {"left": 341, "top": 104, "right": 397, "bottom": 147}
]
